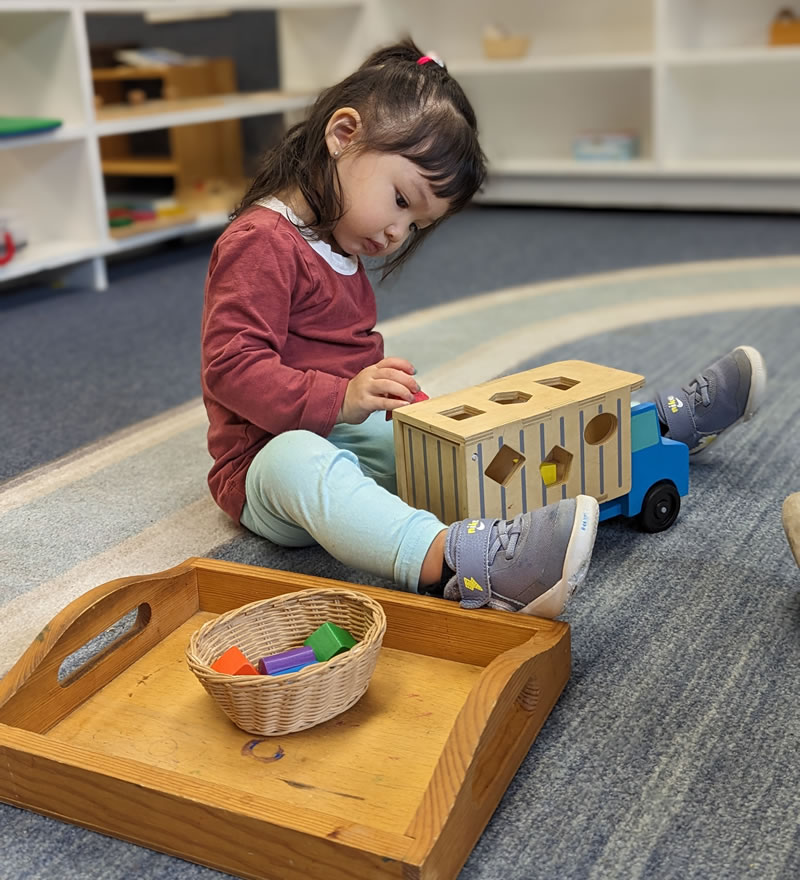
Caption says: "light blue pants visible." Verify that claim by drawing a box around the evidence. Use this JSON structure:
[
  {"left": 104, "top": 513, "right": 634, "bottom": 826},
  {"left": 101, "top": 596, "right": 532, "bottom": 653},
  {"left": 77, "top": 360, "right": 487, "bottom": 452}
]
[{"left": 241, "top": 412, "right": 446, "bottom": 591}]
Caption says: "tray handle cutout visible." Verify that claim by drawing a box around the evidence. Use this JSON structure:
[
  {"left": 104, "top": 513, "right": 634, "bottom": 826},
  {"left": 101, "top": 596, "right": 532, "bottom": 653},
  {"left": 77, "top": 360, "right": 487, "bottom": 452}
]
[
  {"left": 57, "top": 603, "right": 151, "bottom": 686},
  {"left": 406, "top": 625, "right": 570, "bottom": 873},
  {"left": 0, "top": 563, "right": 199, "bottom": 734}
]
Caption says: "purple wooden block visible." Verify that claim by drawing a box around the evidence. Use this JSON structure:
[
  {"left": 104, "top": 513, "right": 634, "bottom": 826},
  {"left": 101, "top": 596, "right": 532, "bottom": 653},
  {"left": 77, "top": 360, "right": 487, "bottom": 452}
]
[{"left": 258, "top": 646, "right": 316, "bottom": 675}]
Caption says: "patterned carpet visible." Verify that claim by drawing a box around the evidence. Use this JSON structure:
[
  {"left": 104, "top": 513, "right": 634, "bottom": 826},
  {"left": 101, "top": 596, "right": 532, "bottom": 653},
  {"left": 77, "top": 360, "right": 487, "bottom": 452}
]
[{"left": 1, "top": 254, "right": 800, "bottom": 879}]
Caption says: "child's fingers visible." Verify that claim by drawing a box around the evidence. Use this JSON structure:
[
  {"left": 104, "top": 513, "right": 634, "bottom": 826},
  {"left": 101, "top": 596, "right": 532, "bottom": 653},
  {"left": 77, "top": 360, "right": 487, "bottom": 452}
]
[
  {"left": 384, "top": 397, "right": 413, "bottom": 413},
  {"left": 372, "top": 378, "right": 417, "bottom": 403},
  {"left": 377, "top": 367, "right": 420, "bottom": 395},
  {"left": 376, "top": 356, "right": 416, "bottom": 376}
]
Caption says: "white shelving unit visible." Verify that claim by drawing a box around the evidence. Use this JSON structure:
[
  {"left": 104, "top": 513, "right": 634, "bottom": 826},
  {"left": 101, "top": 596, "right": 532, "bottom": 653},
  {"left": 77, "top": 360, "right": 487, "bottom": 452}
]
[
  {"left": 355, "top": 0, "right": 800, "bottom": 210},
  {"left": 0, "top": 0, "right": 355, "bottom": 290},
  {"left": 274, "top": 0, "right": 800, "bottom": 211},
  {"left": 2, "top": 0, "right": 799, "bottom": 290}
]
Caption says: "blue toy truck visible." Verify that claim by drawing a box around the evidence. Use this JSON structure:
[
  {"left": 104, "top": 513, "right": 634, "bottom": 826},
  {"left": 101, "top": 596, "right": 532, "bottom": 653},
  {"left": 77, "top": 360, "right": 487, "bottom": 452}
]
[{"left": 598, "top": 401, "right": 689, "bottom": 532}]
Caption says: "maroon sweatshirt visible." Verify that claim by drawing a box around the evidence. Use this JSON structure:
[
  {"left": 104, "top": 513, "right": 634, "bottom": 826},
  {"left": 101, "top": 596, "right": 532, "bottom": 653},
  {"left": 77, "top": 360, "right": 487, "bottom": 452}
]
[{"left": 200, "top": 206, "right": 384, "bottom": 523}]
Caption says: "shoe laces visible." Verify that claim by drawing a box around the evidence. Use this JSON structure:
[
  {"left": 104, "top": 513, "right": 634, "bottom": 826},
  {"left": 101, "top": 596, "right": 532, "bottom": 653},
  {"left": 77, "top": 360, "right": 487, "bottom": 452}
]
[
  {"left": 684, "top": 375, "right": 711, "bottom": 408},
  {"left": 488, "top": 514, "right": 523, "bottom": 564}
]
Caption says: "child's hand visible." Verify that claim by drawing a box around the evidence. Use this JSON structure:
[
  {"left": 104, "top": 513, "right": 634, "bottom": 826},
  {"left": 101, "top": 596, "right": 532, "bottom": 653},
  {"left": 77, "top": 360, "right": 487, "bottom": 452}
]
[{"left": 340, "top": 357, "right": 419, "bottom": 424}]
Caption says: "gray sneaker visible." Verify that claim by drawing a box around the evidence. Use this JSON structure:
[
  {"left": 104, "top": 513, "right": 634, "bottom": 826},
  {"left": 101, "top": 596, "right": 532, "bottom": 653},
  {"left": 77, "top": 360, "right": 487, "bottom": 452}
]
[
  {"left": 442, "top": 495, "right": 599, "bottom": 618},
  {"left": 655, "top": 345, "right": 766, "bottom": 455}
]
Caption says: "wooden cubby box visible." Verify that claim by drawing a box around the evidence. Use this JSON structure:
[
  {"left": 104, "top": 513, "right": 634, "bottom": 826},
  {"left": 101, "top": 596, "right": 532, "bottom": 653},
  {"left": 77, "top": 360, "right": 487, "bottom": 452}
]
[{"left": 94, "top": 58, "right": 245, "bottom": 199}]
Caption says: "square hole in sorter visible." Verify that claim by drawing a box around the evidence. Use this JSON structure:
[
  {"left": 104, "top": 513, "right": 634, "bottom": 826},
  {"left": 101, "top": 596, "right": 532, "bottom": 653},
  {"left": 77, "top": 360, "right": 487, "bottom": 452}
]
[
  {"left": 485, "top": 444, "right": 526, "bottom": 487},
  {"left": 540, "top": 445, "right": 573, "bottom": 487},
  {"left": 440, "top": 405, "right": 484, "bottom": 421}
]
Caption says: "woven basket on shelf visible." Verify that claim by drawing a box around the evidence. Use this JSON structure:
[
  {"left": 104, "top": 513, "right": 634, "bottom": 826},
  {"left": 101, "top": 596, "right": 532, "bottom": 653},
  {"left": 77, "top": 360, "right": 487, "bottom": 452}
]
[
  {"left": 186, "top": 588, "right": 386, "bottom": 735},
  {"left": 483, "top": 35, "right": 530, "bottom": 59}
]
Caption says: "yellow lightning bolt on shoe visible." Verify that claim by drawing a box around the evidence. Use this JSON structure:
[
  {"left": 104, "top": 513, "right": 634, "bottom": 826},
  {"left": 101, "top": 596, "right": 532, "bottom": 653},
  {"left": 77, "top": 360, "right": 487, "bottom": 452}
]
[{"left": 463, "top": 576, "right": 483, "bottom": 592}]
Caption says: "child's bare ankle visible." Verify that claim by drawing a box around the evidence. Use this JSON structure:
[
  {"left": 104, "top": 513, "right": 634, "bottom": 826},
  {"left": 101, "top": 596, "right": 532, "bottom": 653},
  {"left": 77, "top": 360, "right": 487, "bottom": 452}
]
[{"left": 418, "top": 529, "right": 448, "bottom": 589}]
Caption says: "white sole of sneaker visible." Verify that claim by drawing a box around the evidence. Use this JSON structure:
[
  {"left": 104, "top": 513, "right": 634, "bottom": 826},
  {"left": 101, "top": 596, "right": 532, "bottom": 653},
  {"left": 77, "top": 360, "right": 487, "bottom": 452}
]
[
  {"left": 520, "top": 494, "right": 600, "bottom": 618},
  {"left": 739, "top": 345, "right": 768, "bottom": 420},
  {"left": 691, "top": 345, "right": 768, "bottom": 456}
]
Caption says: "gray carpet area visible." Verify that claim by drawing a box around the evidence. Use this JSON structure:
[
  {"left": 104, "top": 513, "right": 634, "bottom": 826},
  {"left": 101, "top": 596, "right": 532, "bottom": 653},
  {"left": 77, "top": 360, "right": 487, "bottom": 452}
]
[{"left": 2, "top": 207, "right": 800, "bottom": 879}]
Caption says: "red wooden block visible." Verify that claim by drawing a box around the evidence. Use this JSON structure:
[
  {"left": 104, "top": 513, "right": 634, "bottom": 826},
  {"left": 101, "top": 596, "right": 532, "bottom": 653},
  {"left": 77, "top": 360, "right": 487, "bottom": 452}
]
[
  {"left": 386, "top": 389, "right": 429, "bottom": 420},
  {"left": 211, "top": 646, "right": 258, "bottom": 675}
]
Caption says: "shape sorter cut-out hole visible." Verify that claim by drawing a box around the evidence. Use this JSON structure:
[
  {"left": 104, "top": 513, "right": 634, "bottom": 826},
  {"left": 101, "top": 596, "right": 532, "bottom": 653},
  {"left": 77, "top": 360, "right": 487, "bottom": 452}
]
[
  {"left": 484, "top": 444, "right": 526, "bottom": 486},
  {"left": 540, "top": 445, "right": 573, "bottom": 487},
  {"left": 584, "top": 412, "right": 618, "bottom": 445},
  {"left": 440, "top": 404, "right": 484, "bottom": 421},
  {"left": 536, "top": 376, "right": 579, "bottom": 391},
  {"left": 490, "top": 390, "right": 532, "bottom": 405}
]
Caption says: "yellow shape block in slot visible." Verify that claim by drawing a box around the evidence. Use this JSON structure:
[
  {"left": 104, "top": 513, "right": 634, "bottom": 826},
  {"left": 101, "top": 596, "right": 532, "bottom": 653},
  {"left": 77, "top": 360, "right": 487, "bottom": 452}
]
[{"left": 539, "top": 462, "right": 558, "bottom": 486}]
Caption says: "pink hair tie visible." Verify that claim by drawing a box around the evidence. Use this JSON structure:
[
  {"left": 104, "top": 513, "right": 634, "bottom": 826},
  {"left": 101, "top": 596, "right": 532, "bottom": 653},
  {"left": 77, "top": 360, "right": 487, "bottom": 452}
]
[{"left": 417, "top": 53, "right": 445, "bottom": 67}]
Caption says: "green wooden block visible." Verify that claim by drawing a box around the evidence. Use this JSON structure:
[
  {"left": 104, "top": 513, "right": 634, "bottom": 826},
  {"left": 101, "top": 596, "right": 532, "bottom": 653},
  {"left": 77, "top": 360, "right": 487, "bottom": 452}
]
[{"left": 304, "top": 621, "right": 357, "bottom": 661}]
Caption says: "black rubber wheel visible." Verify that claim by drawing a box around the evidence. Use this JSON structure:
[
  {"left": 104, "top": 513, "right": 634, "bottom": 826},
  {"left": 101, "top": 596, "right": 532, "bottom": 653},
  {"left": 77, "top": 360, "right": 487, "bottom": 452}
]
[{"left": 639, "top": 480, "right": 681, "bottom": 533}]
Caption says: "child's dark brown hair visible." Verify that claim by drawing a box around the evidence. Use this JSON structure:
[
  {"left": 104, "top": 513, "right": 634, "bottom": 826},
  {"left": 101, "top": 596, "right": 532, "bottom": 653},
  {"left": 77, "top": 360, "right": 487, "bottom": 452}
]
[{"left": 233, "top": 38, "right": 487, "bottom": 276}]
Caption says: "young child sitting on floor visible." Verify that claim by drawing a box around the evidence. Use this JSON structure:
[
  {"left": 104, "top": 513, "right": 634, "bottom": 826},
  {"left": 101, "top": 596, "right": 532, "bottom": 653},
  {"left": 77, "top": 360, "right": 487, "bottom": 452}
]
[{"left": 200, "top": 39, "right": 766, "bottom": 617}]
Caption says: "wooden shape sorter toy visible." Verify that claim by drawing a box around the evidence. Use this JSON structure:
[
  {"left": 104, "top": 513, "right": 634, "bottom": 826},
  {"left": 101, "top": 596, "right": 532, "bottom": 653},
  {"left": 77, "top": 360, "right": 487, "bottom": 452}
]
[
  {"left": 0, "top": 558, "right": 570, "bottom": 880},
  {"left": 393, "top": 360, "right": 690, "bottom": 532}
]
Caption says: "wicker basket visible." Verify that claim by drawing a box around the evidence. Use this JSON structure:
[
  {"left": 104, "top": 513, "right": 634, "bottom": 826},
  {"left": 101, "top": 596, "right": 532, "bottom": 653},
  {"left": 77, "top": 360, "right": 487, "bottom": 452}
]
[{"left": 186, "top": 588, "right": 386, "bottom": 735}]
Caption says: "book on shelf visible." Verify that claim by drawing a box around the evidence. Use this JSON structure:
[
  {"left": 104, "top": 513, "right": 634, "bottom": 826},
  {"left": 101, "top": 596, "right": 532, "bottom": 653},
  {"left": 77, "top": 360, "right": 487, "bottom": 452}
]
[
  {"left": 114, "top": 48, "right": 205, "bottom": 68},
  {"left": 106, "top": 194, "right": 187, "bottom": 216}
]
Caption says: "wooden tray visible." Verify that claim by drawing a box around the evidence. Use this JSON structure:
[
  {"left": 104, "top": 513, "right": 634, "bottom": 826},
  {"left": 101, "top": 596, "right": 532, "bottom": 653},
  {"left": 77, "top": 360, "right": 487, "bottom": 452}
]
[{"left": 0, "top": 558, "right": 570, "bottom": 880}]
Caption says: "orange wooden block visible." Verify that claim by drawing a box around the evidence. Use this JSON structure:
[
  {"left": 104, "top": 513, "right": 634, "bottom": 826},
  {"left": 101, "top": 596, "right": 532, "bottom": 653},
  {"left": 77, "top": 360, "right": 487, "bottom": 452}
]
[{"left": 210, "top": 646, "right": 257, "bottom": 676}]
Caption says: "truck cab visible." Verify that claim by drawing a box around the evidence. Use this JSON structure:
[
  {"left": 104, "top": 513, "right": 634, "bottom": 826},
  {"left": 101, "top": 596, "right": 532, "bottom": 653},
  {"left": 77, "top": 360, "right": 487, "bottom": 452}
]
[{"left": 598, "top": 401, "right": 689, "bottom": 532}]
